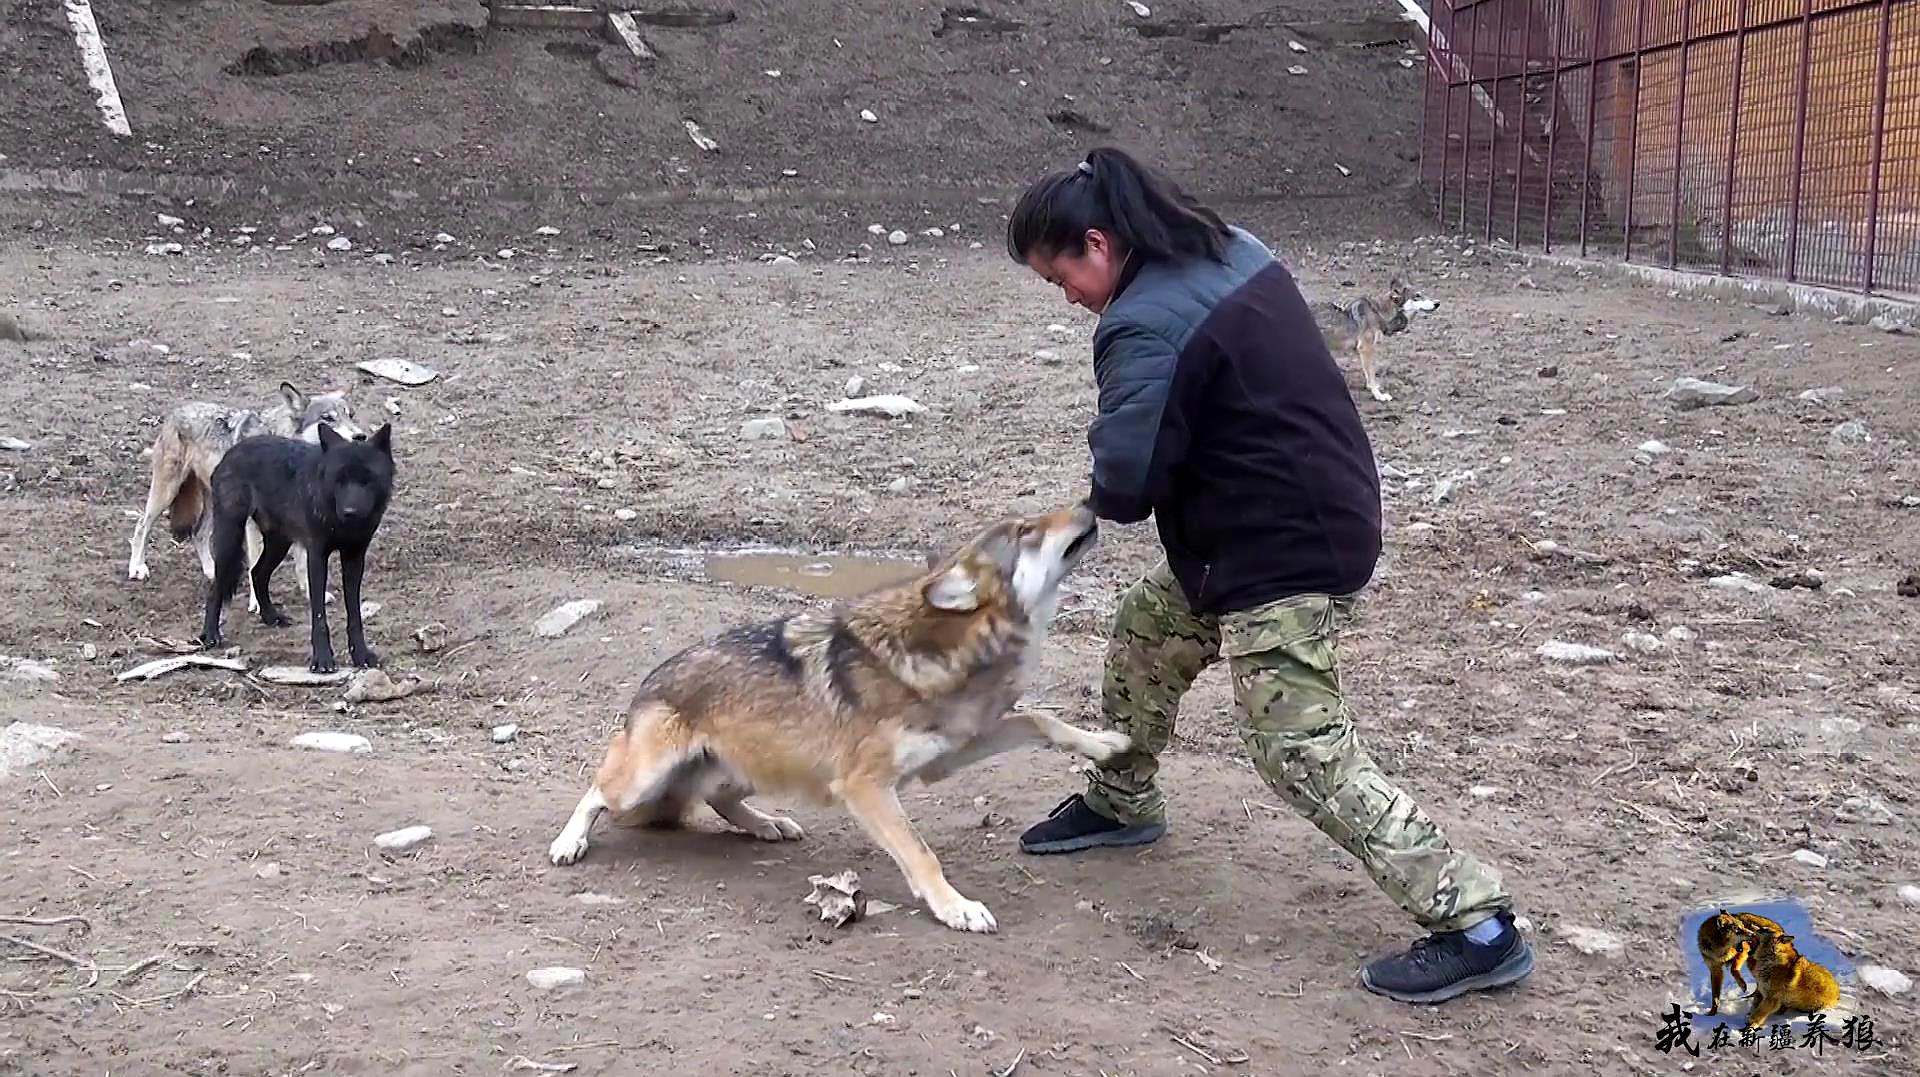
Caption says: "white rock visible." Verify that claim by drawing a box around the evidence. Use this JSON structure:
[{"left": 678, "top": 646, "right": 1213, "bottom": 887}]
[
  {"left": 740, "top": 417, "right": 788, "bottom": 440},
  {"left": 614, "top": 508, "right": 638, "bottom": 521},
  {"left": 1665, "top": 625, "right": 1699, "bottom": 643},
  {"left": 0, "top": 722, "right": 82, "bottom": 782},
  {"left": 1897, "top": 884, "right": 1920, "bottom": 906},
  {"left": 1798, "top": 386, "right": 1842, "bottom": 405},
  {"left": 1837, "top": 795, "right": 1894, "bottom": 825},
  {"left": 0, "top": 656, "right": 58, "bottom": 682},
  {"left": 870, "top": 1011, "right": 896, "bottom": 1027},
  {"left": 525, "top": 966, "right": 586, "bottom": 991},
  {"left": 433, "top": 232, "right": 456, "bottom": 244},
  {"left": 1708, "top": 573, "right": 1768, "bottom": 594},
  {"left": 1792, "top": 848, "right": 1828, "bottom": 868},
  {"left": 256, "top": 862, "right": 283, "bottom": 880},
  {"left": 161, "top": 731, "right": 190, "bottom": 744},
  {"left": 1469, "top": 785, "right": 1500, "bottom": 798},
  {"left": 1536, "top": 640, "right": 1617, "bottom": 665},
  {"left": 259, "top": 666, "right": 352, "bottom": 686},
  {"left": 1033, "top": 348, "right": 1059, "bottom": 364},
  {"left": 575, "top": 891, "right": 625, "bottom": 906},
  {"left": 844, "top": 375, "right": 866, "bottom": 396},
  {"left": 1127, "top": 0, "right": 1150, "bottom": 15},
  {"left": 1287, "top": 64, "right": 1308, "bottom": 76},
  {"left": 289, "top": 731, "right": 371, "bottom": 753},
  {"left": 326, "top": 236, "right": 352, "bottom": 252},
  {"left": 887, "top": 230, "right": 909, "bottom": 246},
  {"left": 492, "top": 723, "right": 519, "bottom": 744},
  {"left": 1637, "top": 439, "right": 1673, "bottom": 455},
  {"left": 535, "top": 226, "right": 561, "bottom": 236},
  {"left": 886, "top": 476, "right": 913, "bottom": 494},
  {"left": 1665, "top": 377, "right": 1758, "bottom": 409},
  {"left": 1858, "top": 965, "right": 1911, "bottom": 996},
  {"left": 0, "top": 437, "right": 30, "bottom": 452},
  {"left": 535, "top": 599, "right": 602, "bottom": 638},
  {"left": 312, "top": 225, "right": 336, "bottom": 236},
  {"left": 373, "top": 825, "right": 433, "bottom": 851},
  {"left": 1828, "top": 420, "right": 1871, "bottom": 451},
  {"left": 1045, "top": 323, "right": 1072, "bottom": 340},
  {"left": 826, "top": 394, "right": 926, "bottom": 418},
  {"left": 371, "top": 253, "right": 395, "bottom": 266},
  {"left": 1288, "top": 39, "right": 1308, "bottom": 52},
  {"left": 80, "top": 643, "right": 97, "bottom": 661},
  {"left": 356, "top": 358, "right": 438, "bottom": 386},
  {"left": 859, "top": 109, "right": 878, "bottom": 123},
  {"left": 144, "top": 242, "right": 183, "bottom": 256},
  {"left": 1561, "top": 926, "right": 1624, "bottom": 957},
  {"left": 1621, "top": 632, "right": 1664, "bottom": 654}
]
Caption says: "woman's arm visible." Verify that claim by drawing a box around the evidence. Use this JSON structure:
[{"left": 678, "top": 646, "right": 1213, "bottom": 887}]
[{"left": 1085, "top": 321, "right": 1190, "bottom": 525}]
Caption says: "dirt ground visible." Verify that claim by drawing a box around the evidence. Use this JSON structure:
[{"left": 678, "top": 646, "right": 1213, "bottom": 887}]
[{"left": 2, "top": 228, "right": 1918, "bottom": 1075}]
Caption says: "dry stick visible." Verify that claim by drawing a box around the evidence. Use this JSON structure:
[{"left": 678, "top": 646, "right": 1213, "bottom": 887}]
[
  {"left": 0, "top": 933, "right": 91, "bottom": 968},
  {"left": 0, "top": 915, "right": 89, "bottom": 930},
  {"left": 1169, "top": 1034, "right": 1222, "bottom": 1066},
  {"left": 994, "top": 1048, "right": 1025, "bottom": 1077}
]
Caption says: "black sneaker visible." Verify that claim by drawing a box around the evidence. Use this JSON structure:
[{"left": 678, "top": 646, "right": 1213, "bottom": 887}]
[
  {"left": 1018, "top": 794, "right": 1167, "bottom": 855},
  {"left": 1359, "top": 911, "right": 1535, "bottom": 1004}
]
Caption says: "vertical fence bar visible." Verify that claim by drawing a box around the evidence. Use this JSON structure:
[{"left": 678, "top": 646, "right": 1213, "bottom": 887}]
[
  {"left": 1784, "top": 0, "right": 1814, "bottom": 282},
  {"left": 1459, "top": 1, "right": 1478, "bottom": 232},
  {"left": 1513, "top": 0, "right": 1535, "bottom": 244},
  {"left": 1668, "top": 0, "right": 1694, "bottom": 270},
  {"left": 1721, "top": 0, "right": 1750, "bottom": 276},
  {"left": 1485, "top": 0, "right": 1503, "bottom": 243},
  {"left": 1423, "top": 0, "right": 1439, "bottom": 221},
  {"left": 1437, "top": 0, "right": 1456, "bottom": 225},
  {"left": 1544, "top": 0, "right": 1565, "bottom": 252},
  {"left": 1622, "top": 0, "right": 1650, "bottom": 263},
  {"left": 1861, "top": 0, "right": 1894, "bottom": 294},
  {"left": 1579, "top": 0, "right": 1604, "bottom": 257}
]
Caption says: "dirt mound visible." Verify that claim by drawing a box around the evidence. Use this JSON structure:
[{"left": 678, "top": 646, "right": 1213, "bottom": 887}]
[{"left": 0, "top": 0, "right": 1432, "bottom": 251}]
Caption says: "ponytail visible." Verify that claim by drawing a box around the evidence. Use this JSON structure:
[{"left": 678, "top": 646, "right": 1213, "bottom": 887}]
[{"left": 1006, "top": 146, "right": 1232, "bottom": 265}]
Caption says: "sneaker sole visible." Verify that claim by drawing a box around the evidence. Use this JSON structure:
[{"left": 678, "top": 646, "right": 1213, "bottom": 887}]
[
  {"left": 1359, "top": 943, "right": 1535, "bottom": 1005},
  {"left": 1018, "top": 821, "right": 1167, "bottom": 855}
]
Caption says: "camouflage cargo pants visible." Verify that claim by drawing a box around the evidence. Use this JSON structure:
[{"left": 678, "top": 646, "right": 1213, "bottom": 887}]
[{"left": 1082, "top": 562, "right": 1513, "bottom": 934}]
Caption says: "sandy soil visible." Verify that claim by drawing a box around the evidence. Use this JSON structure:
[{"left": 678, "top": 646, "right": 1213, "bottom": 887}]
[{"left": 1, "top": 231, "right": 1916, "bottom": 1074}]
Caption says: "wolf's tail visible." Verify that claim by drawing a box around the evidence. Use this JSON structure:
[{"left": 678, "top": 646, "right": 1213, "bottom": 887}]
[{"left": 208, "top": 506, "right": 250, "bottom": 609}]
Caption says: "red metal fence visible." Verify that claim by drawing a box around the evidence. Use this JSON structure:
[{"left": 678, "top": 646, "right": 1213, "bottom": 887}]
[{"left": 1418, "top": 0, "right": 1920, "bottom": 299}]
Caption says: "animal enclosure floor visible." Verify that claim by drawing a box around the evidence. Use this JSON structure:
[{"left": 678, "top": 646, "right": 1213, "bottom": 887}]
[{"left": 1, "top": 238, "right": 1917, "bottom": 1075}]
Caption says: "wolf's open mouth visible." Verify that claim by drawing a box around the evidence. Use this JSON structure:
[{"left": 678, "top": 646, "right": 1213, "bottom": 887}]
[{"left": 1063, "top": 526, "right": 1096, "bottom": 561}]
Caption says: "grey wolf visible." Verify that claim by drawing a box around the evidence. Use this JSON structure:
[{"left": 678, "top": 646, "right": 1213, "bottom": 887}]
[
  {"left": 1697, "top": 908, "right": 1785, "bottom": 1016},
  {"left": 546, "top": 503, "right": 1123, "bottom": 934},
  {"left": 1004, "top": 145, "right": 1529, "bottom": 1004},
  {"left": 199, "top": 423, "right": 395, "bottom": 674},
  {"left": 1313, "top": 278, "right": 1412, "bottom": 403},
  {"left": 128, "top": 382, "right": 364, "bottom": 615}
]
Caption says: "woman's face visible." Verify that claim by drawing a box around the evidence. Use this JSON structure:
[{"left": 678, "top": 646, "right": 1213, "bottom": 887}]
[{"left": 1025, "top": 229, "right": 1124, "bottom": 313}]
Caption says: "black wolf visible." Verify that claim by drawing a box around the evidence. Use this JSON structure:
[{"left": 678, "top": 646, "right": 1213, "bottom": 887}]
[{"left": 199, "top": 423, "right": 396, "bottom": 673}]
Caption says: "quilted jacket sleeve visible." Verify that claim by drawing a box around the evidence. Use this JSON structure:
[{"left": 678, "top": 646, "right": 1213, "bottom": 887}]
[{"left": 1085, "top": 319, "right": 1187, "bottom": 525}]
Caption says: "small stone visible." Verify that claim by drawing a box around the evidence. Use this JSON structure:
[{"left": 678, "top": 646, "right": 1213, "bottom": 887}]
[
  {"left": 161, "top": 731, "right": 190, "bottom": 744},
  {"left": 535, "top": 226, "right": 561, "bottom": 237},
  {"left": 0, "top": 437, "right": 31, "bottom": 452},
  {"left": 1636, "top": 439, "right": 1672, "bottom": 455},
  {"left": 886, "top": 476, "right": 913, "bottom": 494},
  {"left": 887, "top": 230, "right": 908, "bottom": 246},
  {"left": 534, "top": 599, "right": 602, "bottom": 639},
  {"left": 1287, "top": 64, "right": 1308, "bottom": 76},
  {"left": 1837, "top": 796, "right": 1894, "bottom": 825},
  {"left": 289, "top": 731, "right": 371, "bottom": 753},
  {"left": 1798, "top": 386, "right": 1842, "bottom": 405},
  {"left": 373, "top": 825, "right": 433, "bottom": 851},
  {"left": 1045, "top": 323, "right": 1072, "bottom": 340},
  {"left": 1621, "top": 632, "right": 1664, "bottom": 654},
  {"left": 1665, "top": 625, "right": 1698, "bottom": 643},
  {"left": 492, "top": 723, "right": 519, "bottom": 744},
  {"left": 844, "top": 375, "right": 866, "bottom": 396},
  {"left": 0, "top": 722, "right": 80, "bottom": 780},
  {"left": 1536, "top": 640, "right": 1617, "bottom": 665},
  {"left": 156, "top": 213, "right": 184, "bottom": 228},
  {"left": 525, "top": 967, "right": 586, "bottom": 991},
  {"left": 1288, "top": 39, "right": 1308, "bottom": 52},
  {"left": 1858, "top": 965, "right": 1911, "bottom": 996},
  {"left": 859, "top": 109, "right": 878, "bottom": 123},
  {"left": 825, "top": 394, "right": 926, "bottom": 418},
  {"left": 356, "top": 358, "right": 438, "bottom": 386},
  {"left": 575, "top": 892, "right": 625, "bottom": 906},
  {"left": 256, "top": 862, "right": 283, "bottom": 880},
  {"left": 371, "top": 253, "right": 395, "bottom": 266},
  {"left": 1469, "top": 785, "right": 1500, "bottom": 798},
  {"left": 1561, "top": 926, "right": 1624, "bottom": 957},
  {"left": 312, "top": 225, "right": 336, "bottom": 236},
  {"left": 79, "top": 643, "right": 97, "bottom": 661},
  {"left": 1791, "top": 848, "right": 1828, "bottom": 868},
  {"left": 1664, "top": 377, "right": 1758, "bottom": 410},
  {"left": 326, "top": 236, "right": 352, "bottom": 252},
  {"left": 1827, "top": 420, "right": 1871, "bottom": 452},
  {"left": 433, "top": 232, "right": 456, "bottom": 244},
  {"left": 614, "top": 508, "right": 638, "bottom": 521},
  {"left": 1897, "top": 884, "right": 1920, "bottom": 906},
  {"left": 740, "top": 417, "right": 788, "bottom": 440},
  {"left": 1033, "top": 348, "right": 1059, "bottom": 364},
  {"left": 1708, "top": 573, "right": 1769, "bottom": 594},
  {"left": 870, "top": 1012, "right": 896, "bottom": 1027}
]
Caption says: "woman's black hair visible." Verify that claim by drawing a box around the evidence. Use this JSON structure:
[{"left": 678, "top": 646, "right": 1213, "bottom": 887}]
[{"left": 1005, "top": 146, "right": 1233, "bottom": 265}]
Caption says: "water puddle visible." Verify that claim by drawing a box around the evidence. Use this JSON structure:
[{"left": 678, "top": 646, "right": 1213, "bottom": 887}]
[{"left": 702, "top": 551, "right": 923, "bottom": 600}]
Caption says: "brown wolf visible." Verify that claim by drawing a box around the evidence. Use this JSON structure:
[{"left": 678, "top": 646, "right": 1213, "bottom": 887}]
[
  {"left": 1745, "top": 928, "right": 1842, "bottom": 1029},
  {"left": 1696, "top": 908, "right": 1784, "bottom": 1015},
  {"left": 127, "top": 383, "right": 363, "bottom": 613},
  {"left": 546, "top": 503, "right": 1128, "bottom": 933},
  {"left": 1313, "top": 277, "right": 1412, "bottom": 404}
]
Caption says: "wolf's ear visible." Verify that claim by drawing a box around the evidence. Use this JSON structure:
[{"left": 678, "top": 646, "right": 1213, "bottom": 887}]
[
  {"left": 370, "top": 423, "right": 392, "bottom": 455},
  {"left": 924, "top": 564, "right": 980, "bottom": 612},
  {"left": 317, "top": 423, "right": 345, "bottom": 452},
  {"left": 279, "top": 382, "right": 308, "bottom": 415}
]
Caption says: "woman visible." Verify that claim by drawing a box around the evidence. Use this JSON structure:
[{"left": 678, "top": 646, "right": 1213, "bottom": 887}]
[{"left": 1006, "top": 146, "right": 1533, "bottom": 1005}]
